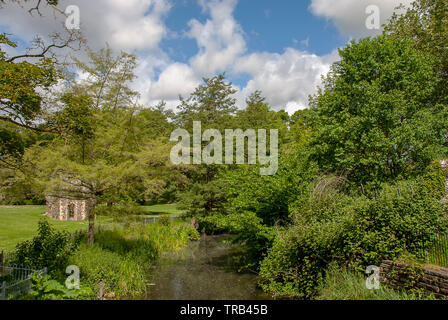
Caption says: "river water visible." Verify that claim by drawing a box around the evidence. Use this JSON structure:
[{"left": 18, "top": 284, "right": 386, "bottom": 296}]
[{"left": 146, "top": 234, "right": 272, "bottom": 300}]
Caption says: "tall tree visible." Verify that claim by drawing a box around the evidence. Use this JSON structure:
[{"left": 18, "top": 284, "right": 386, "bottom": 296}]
[
  {"left": 236, "top": 91, "right": 288, "bottom": 138},
  {"left": 22, "top": 48, "right": 181, "bottom": 244},
  {"left": 174, "top": 74, "right": 238, "bottom": 131},
  {"left": 175, "top": 75, "right": 238, "bottom": 218},
  {"left": 309, "top": 35, "right": 448, "bottom": 185},
  {"left": 385, "top": 0, "right": 448, "bottom": 103}
]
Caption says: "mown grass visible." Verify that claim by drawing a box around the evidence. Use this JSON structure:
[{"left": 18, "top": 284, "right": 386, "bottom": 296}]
[
  {"left": 316, "top": 264, "right": 436, "bottom": 300},
  {"left": 0, "top": 206, "right": 92, "bottom": 251},
  {"left": 0, "top": 204, "right": 180, "bottom": 251}
]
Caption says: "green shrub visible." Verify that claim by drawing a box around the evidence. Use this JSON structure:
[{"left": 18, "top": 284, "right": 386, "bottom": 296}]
[
  {"left": 180, "top": 224, "right": 201, "bottom": 241},
  {"left": 13, "top": 220, "right": 80, "bottom": 279},
  {"left": 157, "top": 215, "right": 171, "bottom": 226},
  {"left": 346, "top": 183, "right": 447, "bottom": 269},
  {"left": 259, "top": 215, "right": 353, "bottom": 299},
  {"left": 21, "top": 273, "right": 95, "bottom": 300},
  {"left": 415, "top": 160, "right": 447, "bottom": 199},
  {"left": 259, "top": 174, "right": 448, "bottom": 299}
]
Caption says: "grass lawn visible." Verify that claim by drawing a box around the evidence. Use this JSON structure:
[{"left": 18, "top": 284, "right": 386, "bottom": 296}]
[
  {"left": 0, "top": 204, "right": 183, "bottom": 252},
  {"left": 0, "top": 206, "right": 92, "bottom": 252},
  {"left": 141, "top": 204, "right": 183, "bottom": 216}
]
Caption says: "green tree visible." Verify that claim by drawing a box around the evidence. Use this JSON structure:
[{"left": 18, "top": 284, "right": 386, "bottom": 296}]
[
  {"left": 289, "top": 109, "right": 313, "bottom": 147},
  {"left": 22, "top": 48, "right": 181, "bottom": 244},
  {"left": 309, "top": 35, "right": 447, "bottom": 185},
  {"left": 174, "top": 74, "right": 237, "bottom": 131},
  {"left": 235, "top": 90, "right": 288, "bottom": 145},
  {"left": 0, "top": 34, "right": 61, "bottom": 132},
  {"left": 175, "top": 74, "right": 240, "bottom": 218},
  {"left": 385, "top": 0, "right": 448, "bottom": 102}
]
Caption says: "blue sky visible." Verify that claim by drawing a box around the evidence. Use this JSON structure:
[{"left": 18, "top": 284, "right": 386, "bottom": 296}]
[
  {"left": 160, "top": 0, "right": 348, "bottom": 90},
  {"left": 0, "top": 0, "right": 413, "bottom": 114},
  {"left": 162, "top": 0, "right": 346, "bottom": 61}
]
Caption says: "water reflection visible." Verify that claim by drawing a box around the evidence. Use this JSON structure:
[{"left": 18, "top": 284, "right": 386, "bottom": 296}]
[{"left": 146, "top": 234, "right": 272, "bottom": 300}]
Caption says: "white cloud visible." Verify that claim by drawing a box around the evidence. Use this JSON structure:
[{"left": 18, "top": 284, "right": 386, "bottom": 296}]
[
  {"left": 234, "top": 48, "right": 339, "bottom": 113},
  {"left": 149, "top": 63, "right": 200, "bottom": 100},
  {"left": 309, "top": 0, "right": 413, "bottom": 37},
  {"left": 0, "top": 0, "right": 174, "bottom": 108},
  {"left": 0, "top": 0, "right": 171, "bottom": 53},
  {"left": 187, "top": 0, "right": 246, "bottom": 76},
  {"left": 0, "top": 0, "right": 346, "bottom": 115}
]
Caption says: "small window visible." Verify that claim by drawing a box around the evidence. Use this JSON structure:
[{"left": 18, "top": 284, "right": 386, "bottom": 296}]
[{"left": 68, "top": 203, "right": 75, "bottom": 220}]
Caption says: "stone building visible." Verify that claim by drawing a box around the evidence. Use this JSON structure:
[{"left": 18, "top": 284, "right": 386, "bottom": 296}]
[
  {"left": 44, "top": 178, "right": 95, "bottom": 221},
  {"left": 45, "top": 196, "right": 95, "bottom": 221}
]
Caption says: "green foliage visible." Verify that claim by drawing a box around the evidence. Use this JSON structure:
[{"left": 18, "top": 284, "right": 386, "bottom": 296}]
[
  {"left": 385, "top": 0, "right": 448, "bottom": 101},
  {"left": 174, "top": 74, "right": 237, "bottom": 131},
  {"left": 157, "top": 215, "right": 171, "bottom": 226},
  {"left": 183, "top": 224, "right": 201, "bottom": 241},
  {"left": 310, "top": 35, "right": 447, "bottom": 184},
  {"left": 223, "top": 148, "right": 317, "bottom": 226},
  {"left": 259, "top": 173, "right": 448, "bottom": 299},
  {"left": 0, "top": 34, "right": 61, "bottom": 131},
  {"left": 415, "top": 160, "right": 447, "bottom": 199},
  {"left": 13, "top": 219, "right": 80, "bottom": 279},
  {"left": 178, "top": 169, "right": 228, "bottom": 218},
  {"left": 235, "top": 90, "right": 289, "bottom": 145},
  {"left": 22, "top": 273, "right": 95, "bottom": 300},
  {"left": 288, "top": 109, "right": 313, "bottom": 147},
  {"left": 316, "top": 264, "right": 433, "bottom": 300},
  {"left": 259, "top": 213, "right": 352, "bottom": 299}
]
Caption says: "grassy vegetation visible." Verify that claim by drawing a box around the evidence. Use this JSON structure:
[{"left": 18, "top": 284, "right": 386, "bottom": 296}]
[
  {"left": 316, "top": 264, "right": 435, "bottom": 300},
  {"left": 0, "top": 204, "right": 181, "bottom": 251},
  {"left": 69, "top": 220, "right": 199, "bottom": 299}
]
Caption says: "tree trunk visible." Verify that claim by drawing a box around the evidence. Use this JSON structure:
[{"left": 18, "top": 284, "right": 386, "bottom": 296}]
[{"left": 88, "top": 213, "right": 96, "bottom": 245}]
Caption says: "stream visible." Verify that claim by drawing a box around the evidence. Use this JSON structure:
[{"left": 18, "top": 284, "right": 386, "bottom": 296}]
[{"left": 146, "top": 234, "right": 272, "bottom": 300}]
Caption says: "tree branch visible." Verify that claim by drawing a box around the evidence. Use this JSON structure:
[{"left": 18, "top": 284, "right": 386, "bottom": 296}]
[
  {"left": 0, "top": 115, "right": 58, "bottom": 133},
  {"left": 6, "top": 37, "right": 72, "bottom": 63}
]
